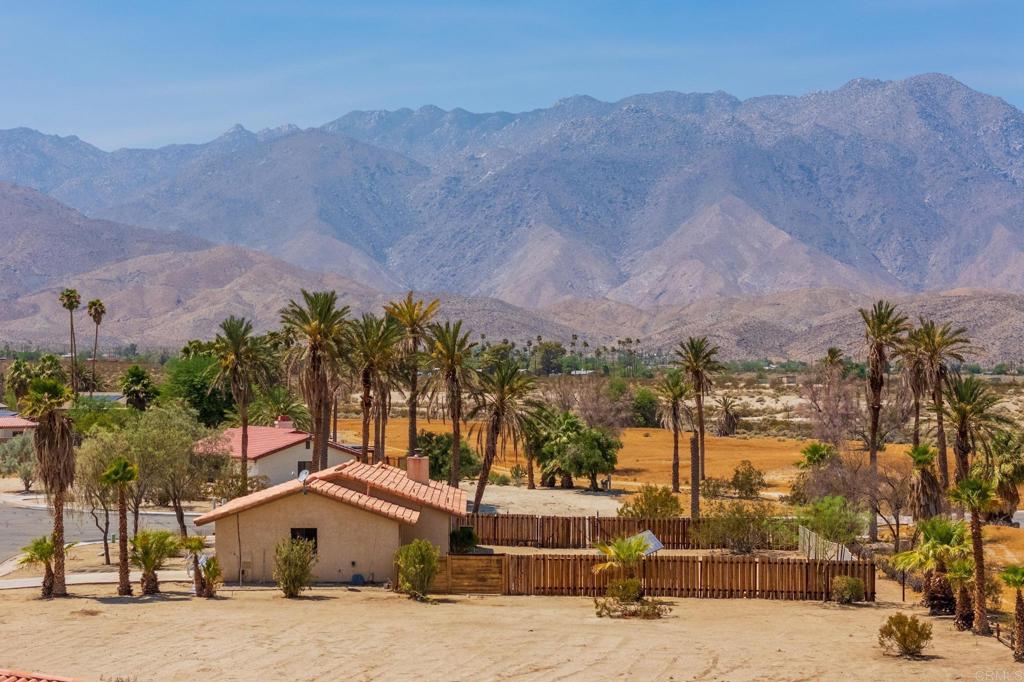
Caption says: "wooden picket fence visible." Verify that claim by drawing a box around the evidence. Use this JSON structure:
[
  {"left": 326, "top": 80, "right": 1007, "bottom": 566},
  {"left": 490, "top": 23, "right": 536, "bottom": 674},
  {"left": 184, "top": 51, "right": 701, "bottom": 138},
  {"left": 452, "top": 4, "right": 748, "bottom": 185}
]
[
  {"left": 456, "top": 513, "right": 796, "bottom": 550},
  {"left": 431, "top": 553, "right": 875, "bottom": 601}
]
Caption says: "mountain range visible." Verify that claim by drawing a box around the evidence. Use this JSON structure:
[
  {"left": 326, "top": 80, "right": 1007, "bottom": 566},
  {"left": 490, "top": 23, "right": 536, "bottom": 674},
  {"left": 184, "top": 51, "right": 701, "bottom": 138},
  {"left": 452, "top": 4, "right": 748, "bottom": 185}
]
[{"left": 2, "top": 72, "right": 1024, "bottom": 361}]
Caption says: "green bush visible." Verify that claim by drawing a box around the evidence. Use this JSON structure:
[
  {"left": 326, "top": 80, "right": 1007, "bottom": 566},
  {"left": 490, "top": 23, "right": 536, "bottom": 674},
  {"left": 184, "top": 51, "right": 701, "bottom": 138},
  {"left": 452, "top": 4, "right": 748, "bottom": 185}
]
[
  {"left": 395, "top": 539, "right": 440, "bottom": 599},
  {"left": 488, "top": 471, "right": 511, "bottom": 486},
  {"left": 605, "top": 578, "right": 642, "bottom": 603},
  {"left": 699, "top": 476, "right": 730, "bottom": 499},
  {"left": 730, "top": 460, "right": 767, "bottom": 498},
  {"left": 631, "top": 388, "right": 660, "bottom": 427},
  {"left": 831, "top": 576, "right": 865, "bottom": 604},
  {"left": 799, "top": 495, "right": 865, "bottom": 547},
  {"left": 878, "top": 612, "right": 932, "bottom": 658},
  {"left": 273, "top": 538, "right": 317, "bottom": 598},
  {"left": 618, "top": 485, "right": 682, "bottom": 518},
  {"left": 450, "top": 527, "right": 479, "bottom": 554},
  {"left": 694, "top": 500, "right": 793, "bottom": 553},
  {"left": 509, "top": 463, "right": 527, "bottom": 486},
  {"left": 417, "top": 431, "right": 481, "bottom": 481}
]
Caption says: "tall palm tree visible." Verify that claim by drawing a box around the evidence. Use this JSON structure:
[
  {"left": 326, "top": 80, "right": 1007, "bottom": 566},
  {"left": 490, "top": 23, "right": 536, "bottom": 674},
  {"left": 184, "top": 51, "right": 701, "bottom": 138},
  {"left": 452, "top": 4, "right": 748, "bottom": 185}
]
[
  {"left": 675, "top": 336, "right": 722, "bottom": 481},
  {"left": 949, "top": 477, "right": 997, "bottom": 635},
  {"left": 895, "top": 326, "right": 928, "bottom": 447},
  {"left": 20, "top": 378, "right": 75, "bottom": 597},
  {"left": 211, "top": 316, "right": 276, "bottom": 492},
  {"left": 101, "top": 456, "right": 137, "bottom": 597},
  {"left": 384, "top": 292, "right": 440, "bottom": 456},
  {"left": 907, "top": 444, "right": 944, "bottom": 521},
  {"left": 59, "top": 288, "right": 80, "bottom": 394},
  {"left": 346, "top": 313, "right": 403, "bottom": 463},
  {"left": 654, "top": 369, "right": 690, "bottom": 493},
  {"left": 859, "top": 300, "right": 909, "bottom": 541},
  {"left": 943, "top": 375, "right": 1012, "bottom": 484},
  {"left": 468, "top": 360, "right": 537, "bottom": 510},
  {"left": 426, "top": 320, "right": 477, "bottom": 487},
  {"left": 1001, "top": 565, "right": 1024, "bottom": 662},
  {"left": 280, "top": 290, "right": 350, "bottom": 472},
  {"left": 917, "top": 318, "right": 971, "bottom": 487},
  {"left": 86, "top": 299, "right": 105, "bottom": 398}
]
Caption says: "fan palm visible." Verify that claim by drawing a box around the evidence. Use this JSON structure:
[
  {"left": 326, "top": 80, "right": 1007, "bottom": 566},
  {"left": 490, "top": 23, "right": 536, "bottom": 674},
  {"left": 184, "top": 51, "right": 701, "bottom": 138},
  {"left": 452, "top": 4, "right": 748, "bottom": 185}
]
[
  {"left": 384, "top": 292, "right": 440, "bottom": 456},
  {"left": 279, "top": 290, "right": 350, "bottom": 471},
  {"left": 948, "top": 477, "right": 997, "bottom": 635},
  {"left": 592, "top": 535, "right": 650, "bottom": 580},
  {"left": 425, "top": 320, "right": 477, "bottom": 487},
  {"left": 893, "top": 516, "right": 969, "bottom": 614},
  {"left": 675, "top": 336, "right": 722, "bottom": 481},
  {"left": 19, "top": 536, "right": 56, "bottom": 598},
  {"left": 943, "top": 375, "right": 1012, "bottom": 484},
  {"left": 859, "top": 300, "right": 909, "bottom": 541},
  {"left": 467, "top": 360, "right": 538, "bottom": 510},
  {"left": 1001, "top": 565, "right": 1024, "bottom": 661},
  {"left": 101, "top": 456, "right": 137, "bottom": 596},
  {"left": 240, "top": 387, "right": 311, "bottom": 432},
  {"left": 521, "top": 406, "right": 556, "bottom": 490},
  {"left": 654, "top": 369, "right": 690, "bottom": 494},
  {"left": 907, "top": 444, "right": 944, "bottom": 521},
  {"left": 119, "top": 365, "right": 157, "bottom": 411},
  {"left": 346, "top": 313, "right": 404, "bottom": 463},
  {"left": 210, "top": 316, "right": 276, "bottom": 491},
  {"left": 978, "top": 430, "right": 1024, "bottom": 524},
  {"left": 59, "top": 288, "right": 80, "bottom": 394},
  {"left": 946, "top": 558, "right": 975, "bottom": 631},
  {"left": 19, "top": 378, "right": 75, "bottom": 597},
  {"left": 130, "top": 529, "right": 180, "bottom": 596},
  {"left": 86, "top": 299, "right": 105, "bottom": 398},
  {"left": 181, "top": 534, "right": 208, "bottom": 598},
  {"left": 917, "top": 318, "right": 971, "bottom": 487},
  {"left": 5, "top": 359, "right": 35, "bottom": 400}
]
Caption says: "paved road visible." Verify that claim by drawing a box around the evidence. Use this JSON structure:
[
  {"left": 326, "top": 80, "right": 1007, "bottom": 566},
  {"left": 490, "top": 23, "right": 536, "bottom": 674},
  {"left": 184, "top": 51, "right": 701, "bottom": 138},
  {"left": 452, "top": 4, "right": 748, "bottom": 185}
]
[{"left": 0, "top": 504, "right": 201, "bottom": 561}]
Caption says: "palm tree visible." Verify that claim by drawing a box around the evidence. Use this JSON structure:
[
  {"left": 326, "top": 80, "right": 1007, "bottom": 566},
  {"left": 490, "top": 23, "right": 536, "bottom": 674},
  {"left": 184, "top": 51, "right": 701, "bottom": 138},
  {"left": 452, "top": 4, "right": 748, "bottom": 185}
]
[
  {"left": 907, "top": 444, "right": 944, "bottom": 521},
  {"left": 19, "top": 377, "right": 75, "bottom": 597},
  {"left": 5, "top": 359, "right": 35, "bottom": 400},
  {"left": 654, "top": 369, "right": 689, "bottom": 493},
  {"left": 280, "top": 290, "right": 350, "bottom": 472},
  {"left": 211, "top": 316, "right": 276, "bottom": 492},
  {"left": 346, "top": 313, "right": 403, "bottom": 463},
  {"left": 19, "top": 536, "right": 56, "bottom": 598},
  {"left": 943, "top": 375, "right": 1012, "bottom": 484},
  {"left": 895, "top": 327, "right": 928, "bottom": 447},
  {"left": 521, "top": 406, "right": 555, "bottom": 490},
  {"left": 468, "top": 360, "right": 537, "bottom": 510},
  {"left": 119, "top": 365, "right": 158, "bottom": 411},
  {"left": 894, "top": 516, "right": 969, "bottom": 614},
  {"left": 859, "top": 300, "right": 909, "bottom": 541},
  {"left": 384, "top": 292, "right": 440, "bottom": 456},
  {"left": 180, "top": 534, "right": 208, "bottom": 598},
  {"left": 244, "top": 387, "right": 312, "bottom": 432},
  {"left": 426, "top": 321, "right": 477, "bottom": 487},
  {"left": 823, "top": 346, "right": 845, "bottom": 369},
  {"left": 948, "top": 477, "right": 996, "bottom": 635},
  {"left": 979, "top": 430, "right": 1024, "bottom": 524},
  {"left": 101, "top": 456, "right": 137, "bottom": 597},
  {"left": 59, "top": 288, "right": 80, "bottom": 394},
  {"left": 713, "top": 395, "right": 740, "bottom": 436},
  {"left": 917, "top": 318, "right": 971, "bottom": 487},
  {"left": 86, "top": 299, "right": 105, "bottom": 398},
  {"left": 1001, "top": 565, "right": 1024, "bottom": 661},
  {"left": 592, "top": 535, "right": 650, "bottom": 580},
  {"left": 675, "top": 336, "right": 722, "bottom": 481},
  {"left": 946, "top": 558, "right": 975, "bottom": 631},
  {"left": 130, "top": 529, "right": 180, "bottom": 596}
]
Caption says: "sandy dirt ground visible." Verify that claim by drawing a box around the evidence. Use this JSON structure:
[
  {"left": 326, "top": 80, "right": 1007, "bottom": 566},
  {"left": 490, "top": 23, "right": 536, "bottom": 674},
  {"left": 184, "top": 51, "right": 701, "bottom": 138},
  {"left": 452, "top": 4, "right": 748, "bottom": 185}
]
[{"left": 0, "top": 578, "right": 1008, "bottom": 682}]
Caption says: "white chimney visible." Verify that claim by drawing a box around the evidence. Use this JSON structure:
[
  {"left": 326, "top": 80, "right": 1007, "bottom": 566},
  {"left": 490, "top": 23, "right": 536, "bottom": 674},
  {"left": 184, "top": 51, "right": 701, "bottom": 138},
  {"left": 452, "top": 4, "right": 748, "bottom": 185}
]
[
  {"left": 274, "top": 415, "right": 294, "bottom": 430},
  {"left": 406, "top": 452, "right": 430, "bottom": 484}
]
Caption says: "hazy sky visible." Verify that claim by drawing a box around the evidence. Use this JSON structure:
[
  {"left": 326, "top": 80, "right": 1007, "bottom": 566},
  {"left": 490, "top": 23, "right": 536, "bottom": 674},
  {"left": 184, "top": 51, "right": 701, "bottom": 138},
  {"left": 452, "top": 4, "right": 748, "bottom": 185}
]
[{"left": 2, "top": 1, "right": 1022, "bottom": 149}]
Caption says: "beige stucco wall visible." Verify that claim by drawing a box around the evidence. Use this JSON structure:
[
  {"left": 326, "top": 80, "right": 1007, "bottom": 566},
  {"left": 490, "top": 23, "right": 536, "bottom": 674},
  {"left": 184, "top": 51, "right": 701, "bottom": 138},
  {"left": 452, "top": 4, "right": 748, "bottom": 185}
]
[
  {"left": 0, "top": 427, "right": 32, "bottom": 443},
  {"left": 249, "top": 444, "right": 355, "bottom": 486},
  {"left": 399, "top": 505, "right": 453, "bottom": 554},
  {"left": 211, "top": 492, "right": 402, "bottom": 584}
]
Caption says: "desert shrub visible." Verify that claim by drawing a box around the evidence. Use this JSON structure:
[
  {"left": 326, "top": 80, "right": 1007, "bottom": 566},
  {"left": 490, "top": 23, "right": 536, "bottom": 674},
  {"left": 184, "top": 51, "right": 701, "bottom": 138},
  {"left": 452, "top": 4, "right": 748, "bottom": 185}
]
[
  {"left": 730, "top": 460, "right": 767, "bottom": 498},
  {"left": 799, "top": 495, "right": 864, "bottom": 547},
  {"left": 488, "top": 471, "right": 511, "bottom": 486},
  {"left": 450, "top": 527, "right": 478, "bottom": 554},
  {"left": 201, "top": 556, "right": 223, "bottom": 598},
  {"left": 878, "top": 612, "right": 932, "bottom": 658},
  {"left": 418, "top": 431, "right": 481, "bottom": 481},
  {"left": 0, "top": 435, "right": 33, "bottom": 475},
  {"left": 618, "top": 484, "right": 682, "bottom": 518},
  {"left": 509, "top": 463, "right": 527, "bottom": 486},
  {"left": 273, "top": 538, "right": 317, "bottom": 598},
  {"left": 605, "top": 578, "right": 642, "bottom": 603},
  {"left": 631, "top": 388, "right": 660, "bottom": 428},
  {"left": 699, "top": 477, "right": 730, "bottom": 499},
  {"left": 831, "top": 576, "right": 865, "bottom": 604},
  {"left": 694, "top": 500, "right": 793, "bottom": 553},
  {"left": 395, "top": 539, "right": 440, "bottom": 600},
  {"left": 17, "top": 460, "right": 36, "bottom": 492}
]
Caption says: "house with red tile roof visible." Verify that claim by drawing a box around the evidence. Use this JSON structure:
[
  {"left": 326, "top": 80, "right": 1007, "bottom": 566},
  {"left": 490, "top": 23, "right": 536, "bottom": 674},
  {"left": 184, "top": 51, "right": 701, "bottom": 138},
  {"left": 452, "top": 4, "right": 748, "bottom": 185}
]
[
  {"left": 0, "top": 416, "right": 35, "bottom": 444},
  {"left": 213, "top": 416, "right": 358, "bottom": 486},
  {"left": 195, "top": 453, "right": 467, "bottom": 584}
]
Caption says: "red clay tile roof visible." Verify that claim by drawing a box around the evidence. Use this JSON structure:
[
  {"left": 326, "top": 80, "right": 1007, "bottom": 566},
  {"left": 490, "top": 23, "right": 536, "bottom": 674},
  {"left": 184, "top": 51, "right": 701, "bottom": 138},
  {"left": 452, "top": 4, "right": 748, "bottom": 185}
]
[
  {"left": 0, "top": 671, "right": 79, "bottom": 682},
  {"left": 194, "top": 478, "right": 419, "bottom": 526},
  {"left": 0, "top": 416, "right": 36, "bottom": 429},
  {"left": 311, "top": 460, "right": 467, "bottom": 516},
  {"left": 211, "top": 426, "right": 351, "bottom": 461}
]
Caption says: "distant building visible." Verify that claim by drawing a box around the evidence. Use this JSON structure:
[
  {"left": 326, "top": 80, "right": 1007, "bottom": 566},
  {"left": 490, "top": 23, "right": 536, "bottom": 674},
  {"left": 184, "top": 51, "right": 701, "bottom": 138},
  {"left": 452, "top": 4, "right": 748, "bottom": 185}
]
[{"left": 0, "top": 416, "right": 36, "bottom": 444}]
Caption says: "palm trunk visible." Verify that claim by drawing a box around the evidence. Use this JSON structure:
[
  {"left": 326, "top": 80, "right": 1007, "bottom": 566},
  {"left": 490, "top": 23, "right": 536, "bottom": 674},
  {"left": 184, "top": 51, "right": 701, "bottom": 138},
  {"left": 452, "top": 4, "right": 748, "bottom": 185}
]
[
  {"left": 1014, "top": 589, "right": 1024, "bottom": 662},
  {"left": 449, "top": 388, "right": 462, "bottom": 489},
  {"left": 192, "top": 554, "right": 206, "bottom": 598},
  {"left": 52, "top": 489, "right": 67, "bottom": 597},
  {"left": 91, "top": 323, "right": 99, "bottom": 398},
  {"left": 408, "top": 337, "right": 419, "bottom": 455},
  {"left": 473, "top": 418, "right": 500, "bottom": 510},
  {"left": 671, "top": 404, "right": 680, "bottom": 493},
  {"left": 933, "top": 385, "right": 949, "bottom": 488},
  {"left": 526, "top": 451, "right": 535, "bottom": 490},
  {"left": 911, "top": 396, "right": 920, "bottom": 448},
  {"left": 695, "top": 393, "right": 706, "bottom": 481},
  {"left": 142, "top": 570, "right": 159, "bottom": 596},
  {"left": 953, "top": 584, "right": 973, "bottom": 631},
  {"left": 954, "top": 428, "right": 970, "bottom": 484},
  {"left": 320, "top": 397, "right": 330, "bottom": 470},
  {"left": 239, "top": 398, "right": 249, "bottom": 496},
  {"left": 332, "top": 398, "right": 338, "bottom": 443},
  {"left": 360, "top": 369, "right": 372, "bottom": 464},
  {"left": 689, "top": 434, "right": 700, "bottom": 520},
  {"left": 68, "top": 311, "right": 77, "bottom": 394},
  {"left": 41, "top": 564, "right": 54, "bottom": 599},
  {"left": 969, "top": 512, "right": 991, "bottom": 635},
  {"left": 117, "top": 487, "right": 132, "bottom": 596},
  {"left": 868, "top": 384, "right": 881, "bottom": 543},
  {"left": 173, "top": 498, "right": 187, "bottom": 537}
]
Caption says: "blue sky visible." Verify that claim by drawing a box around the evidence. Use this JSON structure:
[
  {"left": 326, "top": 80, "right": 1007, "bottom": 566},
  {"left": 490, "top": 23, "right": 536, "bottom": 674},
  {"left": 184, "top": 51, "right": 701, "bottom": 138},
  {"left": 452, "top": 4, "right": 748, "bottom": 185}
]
[{"left": 1, "top": 1, "right": 1022, "bottom": 149}]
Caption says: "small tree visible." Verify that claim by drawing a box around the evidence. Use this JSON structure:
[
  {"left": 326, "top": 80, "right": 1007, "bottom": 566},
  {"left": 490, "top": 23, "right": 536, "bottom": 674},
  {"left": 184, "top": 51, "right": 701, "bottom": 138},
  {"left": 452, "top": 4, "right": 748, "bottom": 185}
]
[
  {"left": 101, "top": 455, "right": 137, "bottom": 597},
  {"left": 593, "top": 535, "right": 650, "bottom": 581},
  {"left": 563, "top": 427, "right": 620, "bottom": 491},
  {"left": 1001, "top": 565, "right": 1024, "bottom": 662},
  {"left": 617, "top": 485, "right": 682, "bottom": 519},
  {"left": 878, "top": 613, "right": 932, "bottom": 658},
  {"left": 119, "top": 365, "right": 158, "bottom": 411},
  {"left": 181, "top": 535, "right": 209, "bottom": 598},
  {"left": 274, "top": 537, "right": 317, "bottom": 598},
  {"left": 730, "top": 460, "right": 767, "bottom": 498},
  {"left": 394, "top": 539, "right": 440, "bottom": 600},
  {"left": 202, "top": 556, "right": 224, "bottom": 598},
  {"left": 799, "top": 495, "right": 864, "bottom": 550},
  {"left": 19, "top": 536, "right": 56, "bottom": 598},
  {"left": 130, "top": 529, "right": 180, "bottom": 595}
]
